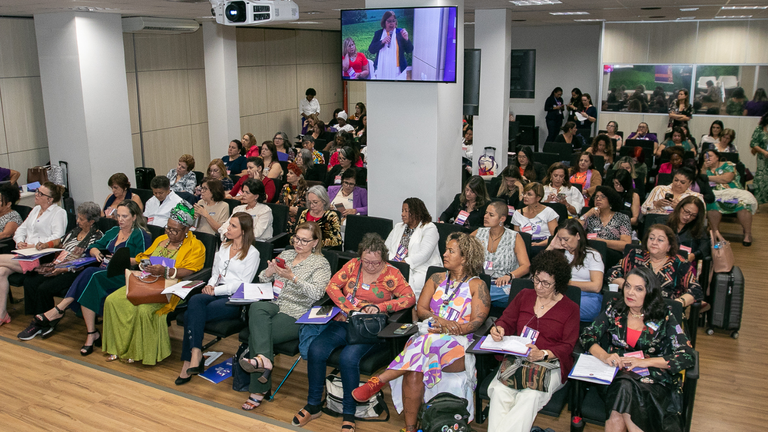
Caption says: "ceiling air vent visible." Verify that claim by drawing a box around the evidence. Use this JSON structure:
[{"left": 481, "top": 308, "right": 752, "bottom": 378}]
[{"left": 122, "top": 17, "right": 200, "bottom": 34}]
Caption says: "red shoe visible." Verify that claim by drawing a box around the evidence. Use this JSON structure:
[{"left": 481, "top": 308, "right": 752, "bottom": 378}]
[
  {"left": 0, "top": 312, "right": 10, "bottom": 327},
  {"left": 352, "top": 376, "right": 385, "bottom": 402}
]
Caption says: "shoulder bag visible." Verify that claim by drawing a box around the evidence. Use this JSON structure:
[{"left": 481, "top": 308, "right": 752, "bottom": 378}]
[
  {"left": 711, "top": 231, "right": 734, "bottom": 273},
  {"left": 346, "top": 259, "right": 388, "bottom": 345},
  {"left": 497, "top": 355, "right": 560, "bottom": 392},
  {"left": 125, "top": 269, "right": 177, "bottom": 306}
]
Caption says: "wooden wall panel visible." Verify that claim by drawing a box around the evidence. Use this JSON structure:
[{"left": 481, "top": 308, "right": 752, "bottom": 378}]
[
  {"left": 602, "top": 24, "right": 650, "bottom": 64},
  {"left": 322, "top": 31, "right": 341, "bottom": 64},
  {"left": 695, "top": 21, "right": 749, "bottom": 64},
  {"left": 126, "top": 72, "right": 140, "bottom": 135},
  {"left": 134, "top": 34, "right": 188, "bottom": 72},
  {"left": 320, "top": 103, "right": 341, "bottom": 122},
  {"left": 236, "top": 28, "right": 266, "bottom": 67},
  {"left": 265, "top": 65, "right": 298, "bottom": 112},
  {"left": 238, "top": 66, "right": 269, "bottom": 116},
  {"left": 296, "top": 65, "right": 321, "bottom": 106},
  {"left": 0, "top": 77, "right": 47, "bottom": 153},
  {"left": 267, "top": 110, "right": 299, "bottom": 139},
  {"left": 0, "top": 18, "right": 40, "bottom": 78},
  {"left": 240, "top": 114, "right": 270, "bottom": 144},
  {"left": 0, "top": 154, "right": 10, "bottom": 173},
  {"left": 0, "top": 91, "right": 7, "bottom": 155},
  {"left": 190, "top": 122, "right": 210, "bottom": 167},
  {"left": 648, "top": 21, "right": 698, "bottom": 64},
  {"left": 296, "top": 30, "right": 325, "bottom": 65},
  {"left": 264, "top": 29, "right": 297, "bottom": 66},
  {"left": 132, "top": 134, "right": 143, "bottom": 168},
  {"left": 347, "top": 81, "right": 367, "bottom": 115},
  {"left": 8, "top": 148, "right": 49, "bottom": 175},
  {"left": 187, "top": 69, "right": 208, "bottom": 125},
  {"left": 137, "top": 70, "right": 191, "bottom": 131},
  {"left": 184, "top": 30, "right": 205, "bottom": 70},
  {"left": 746, "top": 20, "right": 768, "bottom": 64},
  {"left": 323, "top": 63, "right": 343, "bottom": 103},
  {"left": 141, "top": 125, "right": 193, "bottom": 175}
]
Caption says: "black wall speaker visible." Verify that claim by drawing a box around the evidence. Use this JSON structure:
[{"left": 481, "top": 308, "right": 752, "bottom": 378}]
[
  {"left": 463, "top": 49, "right": 481, "bottom": 116},
  {"left": 509, "top": 49, "right": 535, "bottom": 99}
]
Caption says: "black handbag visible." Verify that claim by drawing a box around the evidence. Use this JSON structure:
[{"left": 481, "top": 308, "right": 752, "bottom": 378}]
[{"left": 345, "top": 259, "right": 387, "bottom": 345}]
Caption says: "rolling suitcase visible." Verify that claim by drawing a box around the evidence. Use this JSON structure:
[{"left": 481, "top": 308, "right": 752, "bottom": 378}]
[
  {"left": 707, "top": 266, "right": 744, "bottom": 339},
  {"left": 135, "top": 167, "right": 156, "bottom": 190}
]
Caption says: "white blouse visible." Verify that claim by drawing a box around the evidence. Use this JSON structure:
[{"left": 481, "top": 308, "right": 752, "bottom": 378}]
[
  {"left": 209, "top": 243, "right": 260, "bottom": 296},
  {"left": 511, "top": 206, "right": 559, "bottom": 241},
  {"left": 218, "top": 203, "right": 273, "bottom": 241},
  {"left": 542, "top": 184, "right": 584, "bottom": 216},
  {"left": 13, "top": 205, "right": 67, "bottom": 245}
]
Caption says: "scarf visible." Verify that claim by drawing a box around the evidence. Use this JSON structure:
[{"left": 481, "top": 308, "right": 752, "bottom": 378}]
[{"left": 377, "top": 28, "right": 401, "bottom": 79}]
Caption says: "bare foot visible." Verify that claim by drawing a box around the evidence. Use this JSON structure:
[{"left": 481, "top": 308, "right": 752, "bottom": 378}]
[{"left": 179, "top": 360, "right": 192, "bottom": 379}]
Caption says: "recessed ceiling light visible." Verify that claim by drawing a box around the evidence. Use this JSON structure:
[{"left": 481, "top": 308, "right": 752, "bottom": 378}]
[
  {"left": 640, "top": 7, "right": 661, "bottom": 10},
  {"left": 679, "top": 8, "right": 699, "bottom": 12},
  {"left": 716, "top": 15, "right": 753, "bottom": 19},
  {"left": 304, "top": 11, "right": 322, "bottom": 15},
  {"left": 574, "top": 19, "right": 605, "bottom": 22},
  {"left": 510, "top": 0, "right": 562, "bottom": 5},
  {"left": 549, "top": 11, "right": 589, "bottom": 15},
  {"left": 722, "top": 6, "right": 767, "bottom": 10},
  {"left": 677, "top": 17, "right": 696, "bottom": 20}
]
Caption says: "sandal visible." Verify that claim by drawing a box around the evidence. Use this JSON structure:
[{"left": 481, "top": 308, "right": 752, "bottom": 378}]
[
  {"left": 342, "top": 421, "right": 356, "bottom": 432},
  {"left": 241, "top": 390, "right": 271, "bottom": 411},
  {"left": 80, "top": 330, "right": 101, "bottom": 356},
  {"left": 36, "top": 305, "right": 65, "bottom": 327},
  {"left": 239, "top": 354, "right": 273, "bottom": 384},
  {"left": 292, "top": 408, "right": 321, "bottom": 427}
]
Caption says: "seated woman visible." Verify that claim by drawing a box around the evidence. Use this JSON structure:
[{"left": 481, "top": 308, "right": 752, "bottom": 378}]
[
  {"left": 192, "top": 178, "right": 229, "bottom": 236},
  {"left": 102, "top": 202, "right": 205, "bottom": 365},
  {"left": 627, "top": 122, "right": 659, "bottom": 150},
  {"left": 605, "top": 120, "right": 623, "bottom": 151},
  {"left": 658, "top": 127, "right": 695, "bottom": 158},
  {"left": 667, "top": 196, "right": 710, "bottom": 264},
  {"left": 642, "top": 168, "right": 704, "bottom": 215},
  {"left": 511, "top": 146, "right": 546, "bottom": 184},
  {"left": 166, "top": 154, "right": 198, "bottom": 198},
  {"left": 0, "top": 182, "right": 68, "bottom": 326},
  {"left": 584, "top": 134, "right": 615, "bottom": 166},
  {"left": 609, "top": 224, "right": 703, "bottom": 306},
  {"left": 712, "top": 128, "right": 738, "bottom": 153},
  {"left": 511, "top": 182, "right": 560, "bottom": 251},
  {"left": 472, "top": 201, "right": 530, "bottom": 307},
  {"left": 580, "top": 186, "right": 632, "bottom": 254},
  {"left": 613, "top": 151, "right": 648, "bottom": 189},
  {"left": 569, "top": 152, "right": 603, "bottom": 206},
  {"left": 17, "top": 202, "right": 103, "bottom": 340},
  {"left": 279, "top": 162, "right": 308, "bottom": 233},
  {"left": 218, "top": 179, "right": 273, "bottom": 241},
  {"left": 0, "top": 183, "right": 22, "bottom": 240},
  {"left": 102, "top": 173, "right": 144, "bottom": 218},
  {"left": 243, "top": 132, "right": 259, "bottom": 158},
  {"left": 228, "top": 157, "right": 276, "bottom": 203},
  {"left": 700, "top": 120, "right": 724, "bottom": 153},
  {"left": 384, "top": 197, "right": 443, "bottom": 302},
  {"left": 546, "top": 219, "right": 604, "bottom": 322},
  {"left": 176, "top": 212, "right": 259, "bottom": 382},
  {"left": 222, "top": 139, "right": 248, "bottom": 176},
  {"left": 486, "top": 250, "right": 579, "bottom": 432},
  {"left": 543, "top": 163, "right": 584, "bottom": 217},
  {"left": 439, "top": 175, "right": 490, "bottom": 228},
  {"left": 554, "top": 121, "right": 584, "bottom": 149},
  {"left": 492, "top": 166, "right": 524, "bottom": 211},
  {"left": 328, "top": 168, "right": 368, "bottom": 224},
  {"left": 325, "top": 146, "right": 360, "bottom": 187},
  {"left": 259, "top": 141, "right": 284, "bottom": 180},
  {"left": 656, "top": 147, "right": 685, "bottom": 184},
  {"left": 683, "top": 158, "right": 715, "bottom": 206},
  {"left": 581, "top": 266, "right": 695, "bottom": 432},
  {"left": 205, "top": 159, "right": 234, "bottom": 191},
  {"left": 610, "top": 169, "right": 641, "bottom": 226},
  {"left": 328, "top": 137, "right": 363, "bottom": 170},
  {"left": 238, "top": 222, "right": 332, "bottom": 407},
  {"left": 33, "top": 200, "right": 151, "bottom": 353},
  {"left": 293, "top": 233, "right": 415, "bottom": 432},
  {"left": 350, "top": 233, "right": 486, "bottom": 432},
  {"left": 703, "top": 149, "right": 758, "bottom": 246},
  {"left": 273, "top": 132, "right": 295, "bottom": 161},
  {"left": 296, "top": 185, "right": 342, "bottom": 249}
]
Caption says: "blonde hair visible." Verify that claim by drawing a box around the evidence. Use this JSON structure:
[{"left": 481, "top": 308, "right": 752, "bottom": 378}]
[
  {"left": 446, "top": 232, "right": 484, "bottom": 277},
  {"left": 342, "top": 37, "right": 356, "bottom": 55}
]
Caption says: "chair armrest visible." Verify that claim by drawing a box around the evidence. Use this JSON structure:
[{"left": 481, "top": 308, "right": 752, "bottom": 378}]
[
  {"left": 473, "top": 316, "right": 497, "bottom": 339},
  {"left": 685, "top": 349, "right": 699, "bottom": 380},
  {"left": 265, "top": 232, "right": 290, "bottom": 249},
  {"left": 313, "top": 293, "right": 332, "bottom": 306},
  {"left": 388, "top": 307, "right": 413, "bottom": 324},
  {"left": 182, "top": 268, "right": 212, "bottom": 283},
  {"left": 379, "top": 322, "right": 418, "bottom": 339}
]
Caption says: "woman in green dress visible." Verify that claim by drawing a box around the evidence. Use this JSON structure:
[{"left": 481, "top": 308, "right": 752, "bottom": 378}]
[
  {"left": 703, "top": 149, "right": 758, "bottom": 246},
  {"left": 749, "top": 113, "right": 768, "bottom": 206},
  {"left": 102, "top": 202, "right": 205, "bottom": 364}
]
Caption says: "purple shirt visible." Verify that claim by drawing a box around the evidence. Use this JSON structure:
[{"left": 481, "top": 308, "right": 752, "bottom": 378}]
[
  {"left": 0, "top": 167, "right": 10, "bottom": 182},
  {"left": 627, "top": 132, "right": 658, "bottom": 143}
]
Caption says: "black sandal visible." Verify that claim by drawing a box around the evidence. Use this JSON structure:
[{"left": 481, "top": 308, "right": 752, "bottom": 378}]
[
  {"left": 241, "top": 390, "right": 271, "bottom": 411},
  {"left": 36, "top": 305, "right": 65, "bottom": 328},
  {"left": 341, "top": 421, "right": 356, "bottom": 432},
  {"left": 80, "top": 330, "right": 101, "bottom": 356}
]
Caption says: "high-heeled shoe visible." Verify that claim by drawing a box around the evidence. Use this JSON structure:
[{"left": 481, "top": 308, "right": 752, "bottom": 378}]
[
  {"left": 38, "top": 305, "right": 65, "bottom": 339},
  {"left": 80, "top": 330, "right": 101, "bottom": 356},
  {"left": 239, "top": 354, "right": 273, "bottom": 384},
  {"left": 0, "top": 312, "right": 10, "bottom": 327},
  {"left": 185, "top": 358, "right": 206, "bottom": 376}
]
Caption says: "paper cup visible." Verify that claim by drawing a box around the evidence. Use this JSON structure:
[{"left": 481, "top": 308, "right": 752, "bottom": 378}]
[
  {"left": 608, "top": 283, "right": 619, "bottom": 292},
  {"left": 21, "top": 184, "right": 28, "bottom": 193}
]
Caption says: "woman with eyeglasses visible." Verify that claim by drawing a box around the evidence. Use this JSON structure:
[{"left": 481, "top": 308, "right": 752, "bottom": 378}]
[
  {"left": 325, "top": 146, "right": 361, "bottom": 187},
  {"left": 580, "top": 186, "right": 632, "bottom": 253},
  {"left": 239, "top": 222, "right": 331, "bottom": 409},
  {"left": 702, "top": 149, "right": 757, "bottom": 246},
  {"left": 295, "top": 185, "right": 342, "bottom": 249},
  {"left": 193, "top": 178, "right": 230, "bottom": 235},
  {"left": 31, "top": 200, "right": 151, "bottom": 354},
  {"left": 176, "top": 212, "right": 259, "bottom": 384},
  {"left": 666, "top": 197, "right": 710, "bottom": 264},
  {"left": 280, "top": 162, "right": 309, "bottom": 233},
  {"left": 367, "top": 11, "right": 414, "bottom": 80},
  {"left": 205, "top": 159, "right": 234, "bottom": 192},
  {"left": 605, "top": 121, "right": 623, "bottom": 152},
  {"left": 102, "top": 202, "right": 205, "bottom": 365},
  {"left": 486, "top": 250, "right": 579, "bottom": 432},
  {"left": 218, "top": 179, "right": 273, "bottom": 241},
  {"left": 272, "top": 132, "right": 295, "bottom": 162},
  {"left": 0, "top": 182, "right": 68, "bottom": 327},
  {"left": 328, "top": 168, "right": 368, "bottom": 225},
  {"left": 294, "top": 233, "right": 415, "bottom": 431}
]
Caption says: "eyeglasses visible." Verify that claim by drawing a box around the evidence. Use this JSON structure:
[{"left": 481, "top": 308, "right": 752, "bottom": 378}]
[
  {"left": 386, "top": 18, "right": 397, "bottom": 23},
  {"left": 293, "top": 236, "right": 314, "bottom": 246},
  {"left": 342, "top": 181, "right": 356, "bottom": 187},
  {"left": 681, "top": 208, "right": 698, "bottom": 218},
  {"left": 362, "top": 259, "right": 383, "bottom": 267},
  {"left": 165, "top": 226, "right": 182, "bottom": 235},
  {"left": 35, "top": 190, "right": 51, "bottom": 198},
  {"left": 532, "top": 276, "right": 555, "bottom": 290}
]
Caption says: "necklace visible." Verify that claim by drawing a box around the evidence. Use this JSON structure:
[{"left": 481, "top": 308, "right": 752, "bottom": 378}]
[
  {"left": 157, "top": 239, "right": 180, "bottom": 259},
  {"left": 488, "top": 230, "right": 503, "bottom": 244},
  {"left": 630, "top": 311, "right": 644, "bottom": 319},
  {"left": 537, "top": 294, "right": 558, "bottom": 310}
]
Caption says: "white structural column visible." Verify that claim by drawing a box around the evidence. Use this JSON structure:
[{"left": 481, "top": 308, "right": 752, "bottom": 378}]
[
  {"left": 472, "top": 9, "right": 511, "bottom": 174},
  {"left": 35, "top": 12, "right": 135, "bottom": 203},
  {"left": 203, "top": 22, "right": 240, "bottom": 157},
  {"left": 365, "top": 0, "right": 464, "bottom": 222}
]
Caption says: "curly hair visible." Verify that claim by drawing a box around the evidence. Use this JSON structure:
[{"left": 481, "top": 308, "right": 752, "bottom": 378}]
[
  {"left": 530, "top": 250, "right": 572, "bottom": 294},
  {"left": 611, "top": 266, "right": 667, "bottom": 322},
  {"left": 446, "top": 232, "right": 484, "bottom": 277},
  {"left": 357, "top": 232, "right": 389, "bottom": 261},
  {"left": 403, "top": 197, "right": 432, "bottom": 226}
]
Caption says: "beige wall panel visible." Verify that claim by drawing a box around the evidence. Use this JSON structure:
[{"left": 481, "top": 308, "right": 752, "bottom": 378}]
[
  {"left": 238, "top": 66, "right": 269, "bottom": 116},
  {"left": 648, "top": 22, "right": 698, "bottom": 64},
  {"left": 296, "top": 30, "right": 325, "bottom": 65},
  {"left": 185, "top": 30, "right": 205, "bottom": 70},
  {"left": 8, "top": 148, "right": 49, "bottom": 175},
  {"left": 602, "top": 24, "right": 650, "bottom": 64},
  {"left": 190, "top": 122, "right": 210, "bottom": 167},
  {"left": 265, "top": 65, "right": 298, "bottom": 113},
  {"left": 347, "top": 82, "right": 367, "bottom": 115},
  {"left": 0, "top": 77, "right": 47, "bottom": 153},
  {"left": 264, "top": 29, "right": 297, "bottom": 66},
  {"left": 236, "top": 28, "right": 266, "bottom": 67},
  {"left": 126, "top": 73, "right": 140, "bottom": 135},
  {"left": 0, "top": 154, "right": 10, "bottom": 173},
  {"left": 267, "top": 110, "right": 299, "bottom": 141},
  {"left": 695, "top": 21, "right": 748, "bottom": 64},
  {"left": 134, "top": 34, "right": 188, "bottom": 72},
  {"left": 137, "top": 70, "right": 191, "bottom": 131},
  {"left": 240, "top": 114, "right": 270, "bottom": 144},
  {"left": 132, "top": 133, "right": 143, "bottom": 168},
  {"left": 323, "top": 63, "right": 342, "bottom": 104},
  {"left": 0, "top": 18, "right": 39, "bottom": 78},
  {"left": 322, "top": 31, "right": 341, "bottom": 64},
  {"left": 296, "top": 64, "right": 324, "bottom": 106},
  {"left": 142, "top": 125, "right": 193, "bottom": 175},
  {"left": 640, "top": 114, "right": 668, "bottom": 139},
  {"left": 124, "top": 34, "right": 136, "bottom": 74},
  {"left": 187, "top": 69, "right": 208, "bottom": 125},
  {"left": 320, "top": 103, "right": 341, "bottom": 122},
  {"left": 745, "top": 20, "right": 768, "bottom": 64},
  {"left": 0, "top": 91, "right": 7, "bottom": 155}
]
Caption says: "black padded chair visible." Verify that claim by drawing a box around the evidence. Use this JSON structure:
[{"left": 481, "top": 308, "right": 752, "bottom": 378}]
[
  {"left": 341, "top": 215, "right": 393, "bottom": 255},
  {"left": 435, "top": 222, "right": 464, "bottom": 257},
  {"left": 129, "top": 188, "right": 154, "bottom": 207},
  {"left": 147, "top": 224, "right": 165, "bottom": 242},
  {"left": 264, "top": 202, "right": 290, "bottom": 249},
  {"left": 543, "top": 142, "right": 573, "bottom": 162},
  {"left": 533, "top": 151, "right": 563, "bottom": 169},
  {"left": 12, "top": 204, "right": 32, "bottom": 222},
  {"left": 656, "top": 173, "right": 673, "bottom": 186},
  {"left": 225, "top": 198, "right": 240, "bottom": 216},
  {"left": 517, "top": 231, "right": 533, "bottom": 264},
  {"left": 97, "top": 217, "right": 118, "bottom": 233},
  {"left": 425, "top": 266, "right": 492, "bottom": 295},
  {"left": 193, "top": 171, "right": 204, "bottom": 186},
  {"left": 541, "top": 202, "right": 569, "bottom": 225},
  {"left": 642, "top": 213, "right": 669, "bottom": 239}
]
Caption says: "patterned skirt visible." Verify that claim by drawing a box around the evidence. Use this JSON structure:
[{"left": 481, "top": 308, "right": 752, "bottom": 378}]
[{"left": 388, "top": 332, "right": 469, "bottom": 388}]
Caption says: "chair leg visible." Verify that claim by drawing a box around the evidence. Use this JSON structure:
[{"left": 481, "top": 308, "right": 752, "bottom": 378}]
[
  {"left": 270, "top": 355, "right": 301, "bottom": 401},
  {"left": 201, "top": 336, "right": 223, "bottom": 351}
]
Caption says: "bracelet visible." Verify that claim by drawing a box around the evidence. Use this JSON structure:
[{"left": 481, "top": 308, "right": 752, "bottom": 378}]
[
  {"left": 292, "top": 275, "right": 297, "bottom": 283},
  {"left": 170, "top": 267, "right": 177, "bottom": 279}
]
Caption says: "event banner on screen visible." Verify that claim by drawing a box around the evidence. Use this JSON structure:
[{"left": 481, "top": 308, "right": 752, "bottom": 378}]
[{"left": 340, "top": 7, "right": 457, "bottom": 83}]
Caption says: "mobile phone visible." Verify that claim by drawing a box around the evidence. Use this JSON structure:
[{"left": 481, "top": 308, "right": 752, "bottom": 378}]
[
  {"left": 557, "top": 193, "right": 566, "bottom": 200},
  {"left": 140, "top": 259, "right": 151, "bottom": 267},
  {"left": 335, "top": 203, "right": 346, "bottom": 212},
  {"left": 275, "top": 257, "right": 286, "bottom": 269},
  {"left": 665, "top": 193, "right": 674, "bottom": 201},
  {"left": 393, "top": 323, "right": 414, "bottom": 335},
  {"left": 317, "top": 305, "right": 333, "bottom": 315}
]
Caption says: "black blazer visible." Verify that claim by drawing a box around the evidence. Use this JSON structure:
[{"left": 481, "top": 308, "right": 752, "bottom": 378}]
[
  {"left": 368, "top": 28, "right": 414, "bottom": 75},
  {"left": 544, "top": 95, "right": 565, "bottom": 122},
  {"left": 439, "top": 193, "right": 487, "bottom": 228},
  {"left": 693, "top": 174, "right": 715, "bottom": 204}
]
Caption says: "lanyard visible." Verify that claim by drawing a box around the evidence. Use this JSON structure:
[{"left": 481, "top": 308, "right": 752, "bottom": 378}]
[{"left": 442, "top": 274, "right": 468, "bottom": 305}]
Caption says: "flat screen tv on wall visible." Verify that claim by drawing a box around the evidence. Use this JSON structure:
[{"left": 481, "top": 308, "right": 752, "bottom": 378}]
[{"left": 340, "top": 7, "right": 458, "bottom": 83}]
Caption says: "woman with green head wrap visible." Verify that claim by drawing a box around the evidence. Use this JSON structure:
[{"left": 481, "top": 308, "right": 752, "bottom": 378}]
[{"left": 102, "top": 201, "right": 206, "bottom": 365}]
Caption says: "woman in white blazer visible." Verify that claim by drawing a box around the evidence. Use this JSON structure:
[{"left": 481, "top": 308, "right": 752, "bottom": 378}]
[{"left": 384, "top": 198, "right": 443, "bottom": 304}]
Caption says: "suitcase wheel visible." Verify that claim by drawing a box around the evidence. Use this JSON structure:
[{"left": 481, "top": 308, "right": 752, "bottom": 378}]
[
  {"left": 731, "top": 331, "right": 739, "bottom": 339},
  {"left": 706, "top": 328, "right": 714, "bottom": 336}
]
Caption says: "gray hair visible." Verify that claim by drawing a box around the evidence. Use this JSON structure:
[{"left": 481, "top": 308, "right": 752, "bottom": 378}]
[
  {"left": 77, "top": 201, "right": 101, "bottom": 223},
  {"left": 298, "top": 148, "right": 315, "bottom": 169},
  {"left": 307, "top": 185, "right": 330, "bottom": 211},
  {"left": 301, "top": 135, "right": 315, "bottom": 144},
  {"left": 357, "top": 232, "right": 389, "bottom": 260}
]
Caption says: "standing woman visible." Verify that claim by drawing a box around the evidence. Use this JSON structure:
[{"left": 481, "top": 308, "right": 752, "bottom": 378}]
[
  {"left": 176, "top": 212, "right": 259, "bottom": 383},
  {"left": 367, "top": 11, "right": 414, "bottom": 80},
  {"left": 342, "top": 38, "right": 370, "bottom": 80},
  {"left": 295, "top": 185, "right": 342, "bottom": 249},
  {"left": 577, "top": 93, "right": 597, "bottom": 136},
  {"left": 511, "top": 182, "right": 560, "bottom": 251},
  {"left": 744, "top": 88, "right": 768, "bottom": 117},
  {"left": 439, "top": 175, "right": 490, "bottom": 228},
  {"left": 219, "top": 179, "right": 273, "bottom": 241},
  {"left": 260, "top": 141, "right": 284, "bottom": 180},
  {"left": 543, "top": 162, "right": 584, "bottom": 217},
  {"left": 472, "top": 201, "right": 530, "bottom": 307},
  {"left": 605, "top": 121, "right": 623, "bottom": 151},
  {"left": 102, "top": 173, "right": 144, "bottom": 218},
  {"left": 569, "top": 152, "right": 603, "bottom": 206},
  {"left": 273, "top": 132, "right": 295, "bottom": 161},
  {"left": 567, "top": 88, "right": 583, "bottom": 123},
  {"left": 279, "top": 163, "right": 308, "bottom": 233},
  {"left": 222, "top": 140, "right": 248, "bottom": 176},
  {"left": 193, "top": 179, "right": 230, "bottom": 235},
  {"left": 749, "top": 113, "right": 768, "bottom": 206},
  {"left": 668, "top": 89, "right": 693, "bottom": 130},
  {"left": 544, "top": 87, "right": 565, "bottom": 142},
  {"left": 0, "top": 182, "right": 67, "bottom": 326}
]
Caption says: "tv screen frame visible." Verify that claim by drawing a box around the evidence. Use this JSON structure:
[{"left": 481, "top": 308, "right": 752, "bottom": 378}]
[{"left": 340, "top": 6, "right": 458, "bottom": 83}]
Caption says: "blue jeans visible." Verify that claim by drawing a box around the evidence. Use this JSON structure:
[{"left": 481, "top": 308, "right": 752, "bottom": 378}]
[
  {"left": 306, "top": 320, "right": 380, "bottom": 415},
  {"left": 490, "top": 283, "right": 511, "bottom": 308},
  {"left": 180, "top": 294, "right": 241, "bottom": 361},
  {"left": 580, "top": 291, "right": 603, "bottom": 322}
]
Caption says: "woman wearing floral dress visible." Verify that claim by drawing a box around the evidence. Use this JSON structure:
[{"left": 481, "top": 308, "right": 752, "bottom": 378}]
[{"left": 749, "top": 113, "right": 768, "bottom": 205}]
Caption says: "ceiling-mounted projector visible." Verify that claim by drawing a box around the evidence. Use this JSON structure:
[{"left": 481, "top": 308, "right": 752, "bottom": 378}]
[{"left": 210, "top": 0, "right": 299, "bottom": 25}]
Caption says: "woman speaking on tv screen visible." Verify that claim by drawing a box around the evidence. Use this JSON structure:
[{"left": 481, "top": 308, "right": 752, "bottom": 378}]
[{"left": 368, "top": 11, "right": 414, "bottom": 80}]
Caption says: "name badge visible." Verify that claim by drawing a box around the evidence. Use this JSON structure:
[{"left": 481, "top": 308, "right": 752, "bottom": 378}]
[
  {"left": 209, "top": 211, "right": 216, "bottom": 216},
  {"left": 521, "top": 225, "right": 533, "bottom": 233},
  {"left": 334, "top": 175, "right": 342, "bottom": 184},
  {"left": 483, "top": 260, "right": 494, "bottom": 275},
  {"left": 455, "top": 210, "right": 470, "bottom": 225},
  {"left": 508, "top": 205, "right": 515, "bottom": 216},
  {"left": 440, "top": 305, "right": 461, "bottom": 321},
  {"left": 147, "top": 217, "right": 154, "bottom": 224},
  {"left": 394, "top": 245, "right": 408, "bottom": 262},
  {"left": 273, "top": 280, "right": 283, "bottom": 299},
  {"left": 587, "top": 233, "right": 598, "bottom": 240},
  {"left": 679, "top": 245, "right": 692, "bottom": 254},
  {"left": 624, "top": 201, "right": 632, "bottom": 208},
  {"left": 346, "top": 293, "right": 360, "bottom": 307},
  {"left": 227, "top": 170, "right": 231, "bottom": 175},
  {"left": 362, "top": 283, "right": 371, "bottom": 291}
]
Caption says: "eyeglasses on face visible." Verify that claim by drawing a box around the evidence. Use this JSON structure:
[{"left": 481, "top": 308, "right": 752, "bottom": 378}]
[
  {"left": 362, "top": 259, "right": 383, "bottom": 267},
  {"left": 165, "top": 226, "right": 183, "bottom": 235},
  {"left": 293, "top": 236, "right": 314, "bottom": 246},
  {"left": 532, "top": 275, "right": 555, "bottom": 290},
  {"left": 342, "top": 181, "right": 356, "bottom": 187},
  {"left": 35, "top": 190, "right": 51, "bottom": 198}
]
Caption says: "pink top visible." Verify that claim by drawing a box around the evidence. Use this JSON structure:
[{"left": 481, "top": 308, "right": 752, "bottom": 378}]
[{"left": 627, "top": 327, "right": 641, "bottom": 348}]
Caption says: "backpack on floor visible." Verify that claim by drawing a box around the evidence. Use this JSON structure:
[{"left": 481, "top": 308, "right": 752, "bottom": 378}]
[
  {"left": 417, "top": 392, "right": 471, "bottom": 432},
  {"left": 322, "top": 370, "right": 389, "bottom": 422},
  {"left": 231, "top": 343, "right": 251, "bottom": 392}
]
